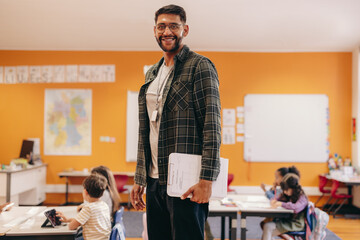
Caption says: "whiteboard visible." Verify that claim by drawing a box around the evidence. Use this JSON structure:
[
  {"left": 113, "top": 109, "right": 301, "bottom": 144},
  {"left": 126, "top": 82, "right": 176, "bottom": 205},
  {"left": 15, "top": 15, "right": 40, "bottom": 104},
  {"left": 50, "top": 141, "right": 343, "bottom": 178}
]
[
  {"left": 244, "top": 94, "right": 329, "bottom": 162},
  {"left": 126, "top": 91, "right": 139, "bottom": 162}
]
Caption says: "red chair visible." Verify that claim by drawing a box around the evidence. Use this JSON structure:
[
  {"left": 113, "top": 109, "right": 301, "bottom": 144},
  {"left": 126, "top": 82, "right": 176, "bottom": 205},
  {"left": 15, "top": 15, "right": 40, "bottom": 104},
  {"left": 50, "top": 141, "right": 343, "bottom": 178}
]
[
  {"left": 315, "top": 175, "right": 331, "bottom": 208},
  {"left": 227, "top": 173, "right": 234, "bottom": 192},
  {"left": 327, "top": 180, "right": 352, "bottom": 217},
  {"left": 113, "top": 174, "right": 131, "bottom": 209}
]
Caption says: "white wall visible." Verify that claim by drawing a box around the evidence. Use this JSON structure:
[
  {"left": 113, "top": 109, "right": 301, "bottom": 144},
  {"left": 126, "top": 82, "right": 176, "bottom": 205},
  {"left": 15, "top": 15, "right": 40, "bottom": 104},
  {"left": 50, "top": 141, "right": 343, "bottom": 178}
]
[
  {"left": 352, "top": 47, "right": 360, "bottom": 171},
  {"left": 352, "top": 46, "right": 360, "bottom": 208}
]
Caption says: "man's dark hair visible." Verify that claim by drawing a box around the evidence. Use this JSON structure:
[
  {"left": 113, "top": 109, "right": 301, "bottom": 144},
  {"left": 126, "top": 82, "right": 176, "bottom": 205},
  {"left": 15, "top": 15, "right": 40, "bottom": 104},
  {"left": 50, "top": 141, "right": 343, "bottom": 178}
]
[
  {"left": 155, "top": 4, "right": 186, "bottom": 24},
  {"left": 82, "top": 174, "right": 107, "bottom": 198}
]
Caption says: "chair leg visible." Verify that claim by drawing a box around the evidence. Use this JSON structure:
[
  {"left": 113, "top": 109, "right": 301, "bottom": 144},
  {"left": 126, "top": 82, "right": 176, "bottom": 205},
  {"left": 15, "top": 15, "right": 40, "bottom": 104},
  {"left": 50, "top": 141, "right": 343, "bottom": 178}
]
[
  {"left": 322, "top": 196, "right": 333, "bottom": 211},
  {"left": 314, "top": 194, "right": 324, "bottom": 206},
  {"left": 127, "top": 192, "right": 131, "bottom": 210},
  {"left": 327, "top": 198, "right": 339, "bottom": 213},
  {"left": 333, "top": 199, "right": 349, "bottom": 218}
]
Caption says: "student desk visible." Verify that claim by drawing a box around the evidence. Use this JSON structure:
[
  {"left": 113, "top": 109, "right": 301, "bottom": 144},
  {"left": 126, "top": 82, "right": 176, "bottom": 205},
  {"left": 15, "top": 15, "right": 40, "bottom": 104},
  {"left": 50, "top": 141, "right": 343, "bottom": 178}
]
[
  {"left": 326, "top": 175, "right": 360, "bottom": 217},
  {"left": 230, "top": 194, "right": 293, "bottom": 240},
  {"left": 3, "top": 206, "right": 77, "bottom": 240},
  {"left": 0, "top": 164, "right": 47, "bottom": 205},
  {"left": 209, "top": 199, "right": 239, "bottom": 240},
  {"left": 58, "top": 171, "right": 135, "bottom": 205},
  {"left": 326, "top": 175, "right": 360, "bottom": 195},
  {"left": 0, "top": 206, "right": 46, "bottom": 237}
]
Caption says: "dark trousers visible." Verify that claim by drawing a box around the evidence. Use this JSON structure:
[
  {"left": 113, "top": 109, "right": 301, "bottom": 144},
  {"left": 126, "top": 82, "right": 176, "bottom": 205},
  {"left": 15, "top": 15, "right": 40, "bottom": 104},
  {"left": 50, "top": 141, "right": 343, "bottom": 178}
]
[{"left": 146, "top": 177, "right": 209, "bottom": 240}]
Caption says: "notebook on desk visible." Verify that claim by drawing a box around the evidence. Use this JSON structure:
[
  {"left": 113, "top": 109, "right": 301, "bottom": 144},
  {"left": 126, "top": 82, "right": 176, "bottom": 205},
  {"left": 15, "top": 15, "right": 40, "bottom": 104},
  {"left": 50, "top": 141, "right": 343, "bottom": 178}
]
[{"left": 167, "top": 153, "right": 228, "bottom": 200}]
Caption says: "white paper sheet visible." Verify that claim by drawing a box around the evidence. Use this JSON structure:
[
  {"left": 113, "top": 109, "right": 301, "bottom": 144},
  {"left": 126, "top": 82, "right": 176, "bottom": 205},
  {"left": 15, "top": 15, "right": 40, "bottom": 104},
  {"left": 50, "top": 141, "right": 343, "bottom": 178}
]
[
  {"left": 29, "top": 66, "right": 41, "bottom": 83},
  {"left": 223, "top": 108, "right": 236, "bottom": 126},
  {"left": 16, "top": 66, "right": 28, "bottom": 83},
  {"left": 0, "top": 66, "right": 3, "bottom": 83},
  {"left": 4, "top": 66, "right": 16, "bottom": 84},
  {"left": 41, "top": 65, "right": 53, "bottom": 83},
  {"left": 167, "top": 153, "right": 228, "bottom": 200},
  {"left": 222, "top": 127, "right": 235, "bottom": 145},
  {"left": 53, "top": 65, "right": 65, "bottom": 83},
  {"left": 66, "top": 65, "right": 78, "bottom": 82}
]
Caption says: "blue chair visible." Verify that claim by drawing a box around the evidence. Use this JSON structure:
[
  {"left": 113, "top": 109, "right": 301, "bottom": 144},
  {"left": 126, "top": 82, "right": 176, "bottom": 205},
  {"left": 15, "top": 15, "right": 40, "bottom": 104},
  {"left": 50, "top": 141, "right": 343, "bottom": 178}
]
[
  {"left": 110, "top": 206, "right": 126, "bottom": 240},
  {"left": 283, "top": 204, "right": 314, "bottom": 240}
]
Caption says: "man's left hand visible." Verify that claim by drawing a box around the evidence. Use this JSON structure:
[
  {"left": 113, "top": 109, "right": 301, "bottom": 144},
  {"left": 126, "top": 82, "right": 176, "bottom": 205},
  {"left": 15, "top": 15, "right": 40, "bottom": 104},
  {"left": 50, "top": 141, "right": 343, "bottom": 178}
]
[{"left": 181, "top": 179, "right": 212, "bottom": 203}]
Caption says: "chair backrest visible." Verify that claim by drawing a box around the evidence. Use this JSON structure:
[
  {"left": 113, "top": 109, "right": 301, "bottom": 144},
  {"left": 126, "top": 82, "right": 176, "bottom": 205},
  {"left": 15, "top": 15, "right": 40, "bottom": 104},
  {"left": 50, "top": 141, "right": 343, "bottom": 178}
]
[
  {"left": 110, "top": 207, "right": 126, "bottom": 240},
  {"left": 114, "top": 174, "right": 129, "bottom": 193},
  {"left": 330, "top": 180, "right": 340, "bottom": 197},
  {"left": 227, "top": 173, "right": 234, "bottom": 192},
  {"left": 318, "top": 175, "right": 328, "bottom": 192}
]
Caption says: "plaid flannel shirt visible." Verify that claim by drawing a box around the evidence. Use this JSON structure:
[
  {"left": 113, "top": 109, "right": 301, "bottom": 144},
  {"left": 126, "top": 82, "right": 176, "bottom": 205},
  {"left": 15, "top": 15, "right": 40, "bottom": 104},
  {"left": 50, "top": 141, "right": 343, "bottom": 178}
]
[{"left": 135, "top": 45, "right": 221, "bottom": 186}]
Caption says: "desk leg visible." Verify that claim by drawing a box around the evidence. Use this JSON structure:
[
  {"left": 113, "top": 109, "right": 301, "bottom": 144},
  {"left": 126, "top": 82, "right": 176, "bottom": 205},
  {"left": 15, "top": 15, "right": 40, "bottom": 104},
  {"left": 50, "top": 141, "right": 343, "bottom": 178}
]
[
  {"left": 241, "top": 214, "right": 246, "bottom": 240},
  {"left": 65, "top": 176, "right": 69, "bottom": 205},
  {"left": 221, "top": 216, "right": 225, "bottom": 240},
  {"left": 228, "top": 217, "right": 232, "bottom": 240},
  {"left": 231, "top": 217, "right": 237, "bottom": 240}
]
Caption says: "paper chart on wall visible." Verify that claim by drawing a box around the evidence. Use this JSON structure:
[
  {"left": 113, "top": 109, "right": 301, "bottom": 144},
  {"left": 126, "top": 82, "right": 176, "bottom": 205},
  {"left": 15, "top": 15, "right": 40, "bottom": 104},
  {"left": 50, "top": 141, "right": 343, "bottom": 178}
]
[
  {"left": 16, "top": 66, "right": 28, "bottom": 83},
  {"left": 223, "top": 108, "right": 236, "bottom": 126},
  {"left": 222, "top": 126, "right": 235, "bottom": 145},
  {"left": 29, "top": 66, "right": 41, "bottom": 83},
  {"left": 44, "top": 89, "right": 92, "bottom": 155},
  {"left": 0, "top": 64, "right": 115, "bottom": 83},
  {"left": 66, "top": 65, "right": 78, "bottom": 82},
  {"left": 0, "top": 66, "right": 3, "bottom": 83},
  {"left": 4, "top": 67, "right": 16, "bottom": 84},
  {"left": 41, "top": 66, "right": 53, "bottom": 83},
  {"left": 53, "top": 65, "right": 65, "bottom": 83}
]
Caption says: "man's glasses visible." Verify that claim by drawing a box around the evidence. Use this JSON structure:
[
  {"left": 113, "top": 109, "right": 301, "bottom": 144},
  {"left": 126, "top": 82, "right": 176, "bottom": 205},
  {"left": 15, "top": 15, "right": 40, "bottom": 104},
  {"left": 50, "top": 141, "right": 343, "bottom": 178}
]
[{"left": 155, "top": 23, "right": 182, "bottom": 33}]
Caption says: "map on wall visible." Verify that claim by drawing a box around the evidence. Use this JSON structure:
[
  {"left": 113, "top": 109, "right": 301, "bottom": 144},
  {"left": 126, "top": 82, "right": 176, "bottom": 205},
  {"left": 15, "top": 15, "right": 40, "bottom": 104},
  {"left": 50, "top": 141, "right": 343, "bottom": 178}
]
[{"left": 44, "top": 89, "right": 92, "bottom": 155}]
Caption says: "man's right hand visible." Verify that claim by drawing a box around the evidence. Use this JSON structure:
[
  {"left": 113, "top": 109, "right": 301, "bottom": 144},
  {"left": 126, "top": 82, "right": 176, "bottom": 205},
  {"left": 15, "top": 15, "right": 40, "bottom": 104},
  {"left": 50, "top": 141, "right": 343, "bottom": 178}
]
[{"left": 130, "top": 183, "right": 145, "bottom": 211}]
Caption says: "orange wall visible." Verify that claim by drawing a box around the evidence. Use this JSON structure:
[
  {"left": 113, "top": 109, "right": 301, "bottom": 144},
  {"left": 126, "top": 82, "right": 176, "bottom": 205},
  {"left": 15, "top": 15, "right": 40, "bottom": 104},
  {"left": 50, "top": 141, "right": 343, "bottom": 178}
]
[{"left": 0, "top": 50, "right": 352, "bottom": 188}]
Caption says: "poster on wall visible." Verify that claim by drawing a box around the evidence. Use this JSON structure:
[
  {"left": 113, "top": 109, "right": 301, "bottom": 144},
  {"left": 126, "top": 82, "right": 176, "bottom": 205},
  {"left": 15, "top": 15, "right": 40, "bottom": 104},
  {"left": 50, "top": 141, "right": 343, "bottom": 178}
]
[{"left": 44, "top": 89, "right": 92, "bottom": 155}]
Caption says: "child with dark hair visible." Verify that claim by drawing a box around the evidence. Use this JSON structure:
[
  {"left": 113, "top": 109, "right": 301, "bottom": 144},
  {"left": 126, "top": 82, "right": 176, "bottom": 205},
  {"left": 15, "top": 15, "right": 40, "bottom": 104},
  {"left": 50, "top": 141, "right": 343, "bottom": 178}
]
[
  {"left": 91, "top": 165, "right": 120, "bottom": 218},
  {"left": 260, "top": 166, "right": 300, "bottom": 199},
  {"left": 57, "top": 174, "right": 111, "bottom": 240},
  {"left": 261, "top": 173, "right": 308, "bottom": 240}
]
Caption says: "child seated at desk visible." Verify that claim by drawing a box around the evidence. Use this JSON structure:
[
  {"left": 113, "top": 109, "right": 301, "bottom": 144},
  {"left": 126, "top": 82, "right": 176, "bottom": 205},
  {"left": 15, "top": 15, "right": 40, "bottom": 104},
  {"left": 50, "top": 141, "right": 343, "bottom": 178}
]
[
  {"left": 57, "top": 174, "right": 111, "bottom": 240},
  {"left": 261, "top": 173, "right": 308, "bottom": 240},
  {"left": 260, "top": 166, "right": 300, "bottom": 199},
  {"left": 91, "top": 165, "right": 120, "bottom": 219}
]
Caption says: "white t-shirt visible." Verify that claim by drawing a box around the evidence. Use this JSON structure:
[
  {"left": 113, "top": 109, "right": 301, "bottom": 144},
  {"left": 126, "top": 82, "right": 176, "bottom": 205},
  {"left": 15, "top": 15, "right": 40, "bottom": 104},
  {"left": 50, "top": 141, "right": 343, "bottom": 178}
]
[
  {"left": 146, "top": 63, "right": 173, "bottom": 178},
  {"left": 101, "top": 189, "right": 113, "bottom": 216},
  {"left": 75, "top": 200, "right": 111, "bottom": 240}
]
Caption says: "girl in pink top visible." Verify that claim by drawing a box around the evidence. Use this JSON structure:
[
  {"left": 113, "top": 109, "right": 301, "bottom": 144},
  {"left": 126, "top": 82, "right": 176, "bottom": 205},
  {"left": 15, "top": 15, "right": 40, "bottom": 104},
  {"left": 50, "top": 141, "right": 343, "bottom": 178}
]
[{"left": 262, "top": 173, "right": 308, "bottom": 240}]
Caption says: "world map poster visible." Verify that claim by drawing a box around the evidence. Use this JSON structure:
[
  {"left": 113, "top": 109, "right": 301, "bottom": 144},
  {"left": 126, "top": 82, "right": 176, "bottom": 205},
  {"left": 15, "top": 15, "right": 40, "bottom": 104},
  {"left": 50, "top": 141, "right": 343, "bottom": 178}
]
[{"left": 44, "top": 89, "right": 92, "bottom": 155}]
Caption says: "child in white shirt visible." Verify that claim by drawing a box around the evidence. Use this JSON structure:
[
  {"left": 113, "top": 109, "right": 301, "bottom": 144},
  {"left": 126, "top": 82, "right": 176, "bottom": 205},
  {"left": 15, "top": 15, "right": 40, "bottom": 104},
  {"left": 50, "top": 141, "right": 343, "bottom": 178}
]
[{"left": 57, "top": 174, "right": 111, "bottom": 240}]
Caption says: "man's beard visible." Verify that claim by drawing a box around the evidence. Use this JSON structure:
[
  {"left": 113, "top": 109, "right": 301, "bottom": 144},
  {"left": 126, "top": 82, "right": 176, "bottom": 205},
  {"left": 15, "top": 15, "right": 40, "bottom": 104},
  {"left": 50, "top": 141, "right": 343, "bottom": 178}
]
[{"left": 156, "top": 35, "right": 182, "bottom": 53}]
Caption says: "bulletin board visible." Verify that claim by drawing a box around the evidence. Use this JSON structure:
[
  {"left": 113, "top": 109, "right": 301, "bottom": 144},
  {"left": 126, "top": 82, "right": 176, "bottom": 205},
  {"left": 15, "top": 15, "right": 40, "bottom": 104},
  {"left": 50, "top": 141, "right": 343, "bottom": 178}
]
[{"left": 244, "top": 94, "right": 329, "bottom": 162}]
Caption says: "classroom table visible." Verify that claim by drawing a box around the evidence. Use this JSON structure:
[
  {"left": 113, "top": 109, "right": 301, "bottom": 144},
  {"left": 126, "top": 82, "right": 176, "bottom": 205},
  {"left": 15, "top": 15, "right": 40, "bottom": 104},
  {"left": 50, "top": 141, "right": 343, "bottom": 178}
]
[
  {"left": 3, "top": 206, "right": 77, "bottom": 240},
  {"left": 209, "top": 199, "right": 239, "bottom": 240},
  {"left": 325, "top": 175, "right": 360, "bottom": 217},
  {"left": 58, "top": 171, "right": 135, "bottom": 205},
  {"left": 230, "top": 194, "right": 294, "bottom": 240},
  {"left": 0, "top": 206, "right": 47, "bottom": 236}
]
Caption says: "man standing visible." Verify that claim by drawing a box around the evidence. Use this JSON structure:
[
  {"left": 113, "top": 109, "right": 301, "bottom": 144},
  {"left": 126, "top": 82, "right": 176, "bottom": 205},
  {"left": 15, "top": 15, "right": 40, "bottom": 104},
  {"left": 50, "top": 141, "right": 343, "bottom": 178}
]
[{"left": 130, "top": 4, "right": 221, "bottom": 240}]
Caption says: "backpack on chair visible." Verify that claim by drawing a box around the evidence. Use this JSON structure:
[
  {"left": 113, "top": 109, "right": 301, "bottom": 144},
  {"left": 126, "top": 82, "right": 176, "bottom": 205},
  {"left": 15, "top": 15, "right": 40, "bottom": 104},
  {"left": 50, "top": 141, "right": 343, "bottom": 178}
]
[
  {"left": 110, "top": 207, "right": 126, "bottom": 240},
  {"left": 312, "top": 208, "right": 329, "bottom": 240}
]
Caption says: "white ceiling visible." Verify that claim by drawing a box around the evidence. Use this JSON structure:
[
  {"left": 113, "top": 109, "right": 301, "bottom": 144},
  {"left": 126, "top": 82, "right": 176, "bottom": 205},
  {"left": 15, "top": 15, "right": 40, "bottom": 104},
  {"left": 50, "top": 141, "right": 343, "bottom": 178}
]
[{"left": 1, "top": 0, "right": 360, "bottom": 52}]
